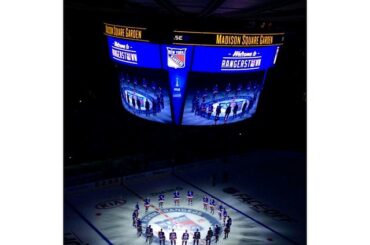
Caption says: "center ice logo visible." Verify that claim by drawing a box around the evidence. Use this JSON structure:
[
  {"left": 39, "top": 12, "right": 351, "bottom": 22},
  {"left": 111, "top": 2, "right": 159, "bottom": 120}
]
[
  {"left": 141, "top": 207, "right": 221, "bottom": 243},
  {"left": 154, "top": 214, "right": 202, "bottom": 233},
  {"left": 167, "top": 47, "right": 186, "bottom": 69}
]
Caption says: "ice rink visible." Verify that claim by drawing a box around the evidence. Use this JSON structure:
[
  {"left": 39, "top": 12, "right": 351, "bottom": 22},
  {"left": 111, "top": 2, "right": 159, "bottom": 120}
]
[{"left": 65, "top": 151, "right": 306, "bottom": 245}]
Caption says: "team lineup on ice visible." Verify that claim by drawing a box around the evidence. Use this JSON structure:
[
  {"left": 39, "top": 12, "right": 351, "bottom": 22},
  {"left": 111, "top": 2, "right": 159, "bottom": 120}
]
[
  {"left": 65, "top": 154, "right": 305, "bottom": 245},
  {"left": 132, "top": 190, "right": 232, "bottom": 245}
]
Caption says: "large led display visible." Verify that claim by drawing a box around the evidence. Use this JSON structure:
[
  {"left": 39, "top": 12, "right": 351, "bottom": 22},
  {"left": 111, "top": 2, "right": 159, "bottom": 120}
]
[{"left": 105, "top": 24, "right": 283, "bottom": 125}]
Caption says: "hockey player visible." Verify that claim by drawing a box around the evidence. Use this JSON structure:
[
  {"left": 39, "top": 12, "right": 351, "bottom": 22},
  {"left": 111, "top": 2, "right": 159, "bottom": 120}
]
[
  {"left": 136, "top": 218, "right": 142, "bottom": 237},
  {"left": 226, "top": 216, "right": 232, "bottom": 228},
  {"left": 182, "top": 230, "right": 189, "bottom": 245},
  {"left": 145, "top": 225, "right": 153, "bottom": 243},
  {"left": 207, "top": 105, "right": 213, "bottom": 119},
  {"left": 144, "top": 197, "right": 151, "bottom": 212},
  {"left": 173, "top": 190, "right": 180, "bottom": 206},
  {"left": 225, "top": 82, "right": 231, "bottom": 97},
  {"left": 224, "top": 104, "right": 232, "bottom": 123},
  {"left": 212, "top": 84, "right": 219, "bottom": 100},
  {"left": 187, "top": 190, "right": 194, "bottom": 206},
  {"left": 170, "top": 229, "right": 177, "bottom": 245},
  {"left": 222, "top": 208, "right": 228, "bottom": 226},
  {"left": 215, "top": 104, "right": 222, "bottom": 122},
  {"left": 241, "top": 101, "right": 248, "bottom": 117},
  {"left": 209, "top": 198, "right": 216, "bottom": 215},
  {"left": 135, "top": 202, "right": 140, "bottom": 211},
  {"left": 193, "top": 229, "right": 201, "bottom": 245},
  {"left": 158, "top": 229, "right": 166, "bottom": 245},
  {"left": 132, "top": 209, "right": 138, "bottom": 227},
  {"left": 158, "top": 193, "right": 165, "bottom": 208},
  {"left": 203, "top": 195, "right": 209, "bottom": 211},
  {"left": 136, "top": 96, "right": 141, "bottom": 111},
  {"left": 232, "top": 103, "right": 238, "bottom": 119},
  {"left": 223, "top": 225, "right": 230, "bottom": 239},
  {"left": 145, "top": 99, "right": 150, "bottom": 116},
  {"left": 205, "top": 227, "right": 213, "bottom": 245},
  {"left": 217, "top": 204, "right": 223, "bottom": 220},
  {"left": 214, "top": 225, "right": 221, "bottom": 243}
]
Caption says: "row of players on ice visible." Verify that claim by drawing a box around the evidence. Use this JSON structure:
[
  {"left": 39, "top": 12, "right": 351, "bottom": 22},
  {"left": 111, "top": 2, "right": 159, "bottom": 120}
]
[{"left": 132, "top": 190, "right": 233, "bottom": 244}]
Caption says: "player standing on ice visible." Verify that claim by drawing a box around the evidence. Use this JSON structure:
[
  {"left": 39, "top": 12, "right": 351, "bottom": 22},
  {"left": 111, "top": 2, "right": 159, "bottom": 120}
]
[
  {"left": 209, "top": 198, "right": 216, "bottom": 214},
  {"left": 158, "top": 193, "right": 165, "bottom": 208},
  {"left": 223, "top": 225, "right": 230, "bottom": 239},
  {"left": 187, "top": 190, "right": 194, "bottom": 206},
  {"left": 170, "top": 229, "right": 177, "bottom": 245},
  {"left": 226, "top": 216, "right": 232, "bottom": 228},
  {"left": 222, "top": 208, "right": 228, "bottom": 226},
  {"left": 173, "top": 190, "right": 180, "bottom": 206},
  {"left": 214, "top": 225, "right": 221, "bottom": 243},
  {"left": 203, "top": 195, "right": 209, "bottom": 211},
  {"left": 144, "top": 197, "right": 151, "bottom": 212},
  {"left": 205, "top": 227, "right": 213, "bottom": 245},
  {"left": 217, "top": 204, "right": 223, "bottom": 220},
  {"left": 182, "top": 230, "right": 189, "bottom": 245},
  {"left": 135, "top": 202, "right": 140, "bottom": 211},
  {"left": 132, "top": 209, "right": 138, "bottom": 227},
  {"left": 158, "top": 229, "right": 166, "bottom": 245},
  {"left": 193, "top": 229, "right": 201, "bottom": 245},
  {"left": 145, "top": 225, "right": 153, "bottom": 243},
  {"left": 136, "top": 218, "right": 142, "bottom": 237}
]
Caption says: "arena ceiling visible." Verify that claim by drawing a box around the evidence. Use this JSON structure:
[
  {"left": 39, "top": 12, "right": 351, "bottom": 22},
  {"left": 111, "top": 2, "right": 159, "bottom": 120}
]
[{"left": 65, "top": 0, "right": 306, "bottom": 22}]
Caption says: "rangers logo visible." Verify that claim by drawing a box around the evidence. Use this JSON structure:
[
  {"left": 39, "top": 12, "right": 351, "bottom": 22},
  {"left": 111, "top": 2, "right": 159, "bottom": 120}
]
[
  {"left": 141, "top": 207, "right": 221, "bottom": 243},
  {"left": 167, "top": 47, "right": 186, "bottom": 69}
]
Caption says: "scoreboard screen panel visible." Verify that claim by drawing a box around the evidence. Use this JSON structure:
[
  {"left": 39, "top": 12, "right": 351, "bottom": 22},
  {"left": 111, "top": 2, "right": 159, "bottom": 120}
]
[{"left": 105, "top": 24, "right": 283, "bottom": 125}]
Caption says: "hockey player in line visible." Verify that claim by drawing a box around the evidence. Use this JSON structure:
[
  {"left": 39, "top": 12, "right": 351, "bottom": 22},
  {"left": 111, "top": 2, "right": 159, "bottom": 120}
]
[
  {"left": 203, "top": 195, "right": 209, "bottom": 211},
  {"left": 182, "top": 230, "right": 189, "bottom": 245},
  {"left": 137, "top": 218, "right": 142, "bottom": 237},
  {"left": 193, "top": 229, "right": 201, "bottom": 245},
  {"left": 214, "top": 225, "right": 221, "bottom": 243},
  {"left": 170, "top": 229, "right": 177, "bottom": 245},
  {"left": 205, "top": 227, "right": 213, "bottom": 245},
  {"left": 132, "top": 209, "right": 138, "bottom": 227},
  {"left": 209, "top": 198, "right": 216, "bottom": 215},
  {"left": 218, "top": 204, "right": 223, "bottom": 220},
  {"left": 173, "top": 190, "right": 180, "bottom": 206},
  {"left": 223, "top": 225, "right": 230, "bottom": 239},
  {"left": 222, "top": 208, "right": 228, "bottom": 226},
  {"left": 135, "top": 202, "right": 140, "bottom": 212},
  {"left": 226, "top": 216, "right": 232, "bottom": 228},
  {"left": 158, "top": 193, "right": 165, "bottom": 208},
  {"left": 187, "top": 190, "right": 194, "bottom": 206},
  {"left": 144, "top": 197, "right": 151, "bottom": 213},
  {"left": 158, "top": 229, "right": 166, "bottom": 245},
  {"left": 145, "top": 225, "right": 153, "bottom": 244}
]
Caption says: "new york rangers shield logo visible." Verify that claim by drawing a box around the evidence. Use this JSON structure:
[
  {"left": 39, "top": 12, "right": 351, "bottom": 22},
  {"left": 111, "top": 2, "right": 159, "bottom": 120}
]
[{"left": 167, "top": 47, "right": 186, "bottom": 69}]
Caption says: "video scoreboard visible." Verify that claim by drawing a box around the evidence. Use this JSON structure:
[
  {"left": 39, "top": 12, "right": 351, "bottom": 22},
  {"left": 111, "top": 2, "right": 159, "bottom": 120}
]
[{"left": 104, "top": 23, "right": 284, "bottom": 125}]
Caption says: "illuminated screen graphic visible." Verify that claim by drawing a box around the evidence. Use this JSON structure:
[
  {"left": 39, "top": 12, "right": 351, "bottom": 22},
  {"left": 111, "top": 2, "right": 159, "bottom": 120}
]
[
  {"left": 119, "top": 67, "right": 172, "bottom": 124},
  {"left": 182, "top": 72, "right": 265, "bottom": 126},
  {"left": 106, "top": 25, "right": 283, "bottom": 125}
]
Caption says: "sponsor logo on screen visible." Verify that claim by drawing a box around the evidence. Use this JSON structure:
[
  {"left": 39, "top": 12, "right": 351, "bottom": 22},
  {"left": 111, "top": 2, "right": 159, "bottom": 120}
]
[
  {"left": 112, "top": 41, "right": 138, "bottom": 65},
  {"left": 221, "top": 50, "right": 262, "bottom": 71},
  {"left": 95, "top": 199, "right": 127, "bottom": 209},
  {"left": 167, "top": 47, "right": 186, "bottom": 69}
]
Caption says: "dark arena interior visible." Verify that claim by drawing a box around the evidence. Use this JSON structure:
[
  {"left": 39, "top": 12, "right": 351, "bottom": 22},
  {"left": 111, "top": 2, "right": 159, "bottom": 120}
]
[{"left": 64, "top": 0, "right": 306, "bottom": 244}]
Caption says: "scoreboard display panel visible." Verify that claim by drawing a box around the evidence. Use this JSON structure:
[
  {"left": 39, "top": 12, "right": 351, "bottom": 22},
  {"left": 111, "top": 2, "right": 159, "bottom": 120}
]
[{"left": 105, "top": 23, "right": 284, "bottom": 125}]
